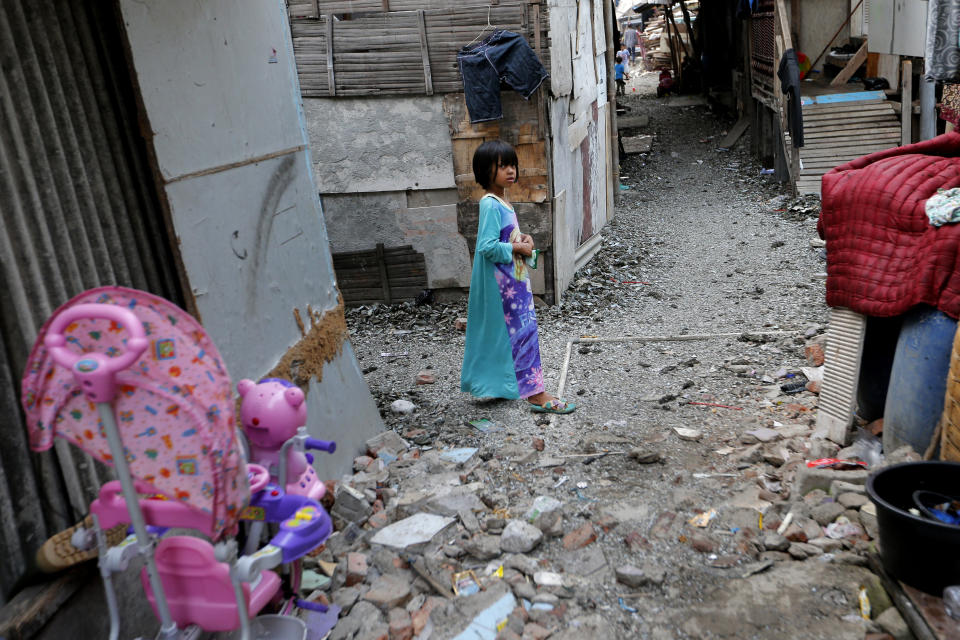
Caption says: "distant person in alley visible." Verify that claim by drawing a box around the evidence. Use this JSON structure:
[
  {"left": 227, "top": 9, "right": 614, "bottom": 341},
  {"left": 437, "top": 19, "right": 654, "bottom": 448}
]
[
  {"left": 615, "top": 56, "right": 630, "bottom": 95},
  {"left": 460, "top": 140, "right": 576, "bottom": 415},
  {"left": 624, "top": 23, "right": 639, "bottom": 64}
]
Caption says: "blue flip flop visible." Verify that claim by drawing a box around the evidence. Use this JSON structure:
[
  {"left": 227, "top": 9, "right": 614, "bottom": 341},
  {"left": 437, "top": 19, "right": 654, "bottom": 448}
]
[{"left": 528, "top": 399, "right": 576, "bottom": 414}]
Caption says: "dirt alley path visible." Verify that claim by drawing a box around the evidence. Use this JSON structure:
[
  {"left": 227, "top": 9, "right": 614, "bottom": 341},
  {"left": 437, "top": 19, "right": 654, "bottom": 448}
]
[{"left": 342, "top": 69, "right": 895, "bottom": 639}]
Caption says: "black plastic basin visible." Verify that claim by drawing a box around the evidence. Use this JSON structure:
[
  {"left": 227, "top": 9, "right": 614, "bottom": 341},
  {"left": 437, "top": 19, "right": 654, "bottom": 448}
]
[{"left": 866, "top": 461, "right": 960, "bottom": 594}]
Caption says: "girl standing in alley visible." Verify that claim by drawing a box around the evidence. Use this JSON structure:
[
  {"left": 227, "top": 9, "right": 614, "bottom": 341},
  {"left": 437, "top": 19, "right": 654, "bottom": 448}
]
[{"left": 460, "top": 140, "right": 576, "bottom": 414}]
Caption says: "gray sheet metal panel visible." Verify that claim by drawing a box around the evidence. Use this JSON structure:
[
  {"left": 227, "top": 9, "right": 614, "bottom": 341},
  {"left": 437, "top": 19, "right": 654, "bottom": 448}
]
[{"left": 0, "top": 0, "right": 184, "bottom": 604}]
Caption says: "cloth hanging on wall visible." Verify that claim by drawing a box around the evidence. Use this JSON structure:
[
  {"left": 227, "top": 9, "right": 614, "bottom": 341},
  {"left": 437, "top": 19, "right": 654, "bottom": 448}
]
[
  {"left": 777, "top": 49, "right": 804, "bottom": 147},
  {"left": 926, "top": 0, "right": 960, "bottom": 81},
  {"left": 458, "top": 30, "right": 549, "bottom": 123}
]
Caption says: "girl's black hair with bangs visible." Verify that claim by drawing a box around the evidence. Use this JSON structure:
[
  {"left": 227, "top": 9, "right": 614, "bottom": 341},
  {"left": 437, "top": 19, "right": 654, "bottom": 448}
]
[{"left": 472, "top": 140, "right": 519, "bottom": 189}]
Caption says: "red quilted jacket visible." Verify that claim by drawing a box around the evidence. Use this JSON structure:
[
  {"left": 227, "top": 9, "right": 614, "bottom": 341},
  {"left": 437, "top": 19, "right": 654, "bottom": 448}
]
[{"left": 818, "top": 132, "right": 960, "bottom": 319}]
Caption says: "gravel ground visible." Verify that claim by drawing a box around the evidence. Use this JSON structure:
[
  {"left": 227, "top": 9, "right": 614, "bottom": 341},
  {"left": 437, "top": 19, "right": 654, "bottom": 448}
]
[{"left": 340, "top": 69, "right": 865, "bottom": 639}]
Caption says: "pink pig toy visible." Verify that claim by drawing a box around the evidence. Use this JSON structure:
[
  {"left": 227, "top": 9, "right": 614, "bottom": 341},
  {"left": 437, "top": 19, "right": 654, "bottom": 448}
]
[{"left": 237, "top": 378, "right": 334, "bottom": 501}]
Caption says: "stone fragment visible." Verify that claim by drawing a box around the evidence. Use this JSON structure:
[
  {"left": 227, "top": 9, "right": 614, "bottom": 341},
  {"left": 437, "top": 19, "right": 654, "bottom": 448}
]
[
  {"left": 370, "top": 513, "right": 455, "bottom": 552},
  {"left": 363, "top": 575, "right": 412, "bottom": 610},
  {"left": 782, "top": 523, "right": 807, "bottom": 543},
  {"left": 464, "top": 534, "right": 502, "bottom": 560},
  {"left": 354, "top": 455, "right": 375, "bottom": 472},
  {"left": 368, "top": 511, "right": 389, "bottom": 529},
  {"left": 876, "top": 606, "right": 911, "bottom": 640},
  {"left": 411, "top": 597, "right": 445, "bottom": 636},
  {"left": 333, "top": 586, "right": 362, "bottom": 614},
  {"left": 356, "top": 625, "right": 389, "bottom": 640},
  {"left": 532, "top": 437, "right": 545, "bottom": 452},
  {"left": 331, "top": 601, "right": 382, "bottom": 640},
  {"left": 523, "top": 622, "right": 552, "bottom": 640},
  {"left": 787, "top": 542, "right": 823, "bottom": 559},
  {"left": 533, "top": 572, "right": 564, "bottom": 587},
  {"left": 746, "top": 427, "right": 780, "bottom": 443},
  {"left": 837, "top": 492, "right": 869, "bottom": 509},
  {"left": 415, "top": 371, "right": 435, "bottom": 385},
  {"left": 794, "top": 467, "right": 869, "bottom": 496},
  {"left": 459, "top": 509, "right": 480, "bottom": 533},
  {"left": 455, "top": 317, "right": 467, "bottom": 331},
  {"left": 367, "top": 430, "right": 410, "bottom": 457},
  {"left": 346, "top": 552, "right": 369, "bottom": 587},
  {"left": 390, "top": 400, "right": 416, "bottom": 415},
  {"left": 810, "top": 501, "right": 845, "bottom": 526},
  {"left": 500, "top": 520, "right": 544, "bottom": 553},
  {"left": 629, "top": 448, "right": 663, "bottom": 464},
  {"left": 807, "top": 536, "right": 843, "bottom": 552},
  {"left": 761, "top": 532, "right": 789, "bottom": 551},
  {"left": 562, "top": 523, "right": 597, "bottom": 550},
  {"left": 649, "top": 511, "right": 676, "bottom": 538},
  {"left": 805, "top": 380, "right": 821, "bottom": 394},
  {"left": 333, "top": 484, "right": 373, "bottom": 524},
  {"left": 615, "top": 565, "right": 648, "bottom": 588},
  {"left": 690, "top": 532, "right": 716, "bottom": 553},
  {"left": 624, "top": 530, "right": 649, "bottom": 550},
  {"left": 859, "top": 503, "right": 879, "bottom": 539},
  {"left": 805, "top": 343, "right": 825, "bottom": 366},
  {"left": 673, "top": 427, "right": 702, "bottom": 441},
  {"left": 388, "top": 607, "right": 414, "bottom": 640}
]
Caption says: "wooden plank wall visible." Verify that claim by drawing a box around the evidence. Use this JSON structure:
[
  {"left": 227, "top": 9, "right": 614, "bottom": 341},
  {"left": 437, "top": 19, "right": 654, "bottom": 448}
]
[
  {"left": 288, "top": 1, "right": 550, "bottom": 97},
  {"left": 333, "top": 243, "right": 428, "bottom": 305}
]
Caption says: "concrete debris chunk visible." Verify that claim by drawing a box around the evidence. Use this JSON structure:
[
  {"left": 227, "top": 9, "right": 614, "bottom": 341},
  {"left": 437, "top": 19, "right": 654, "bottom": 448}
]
[
  {"left": 499, "top": 520, "right": 544, "bottom": 553},
  {"left": 370, "top": 512, "right": 455, "bottom": 552},
  {"left": 390, "top": 399, "right": 417, "bottom": 415}
]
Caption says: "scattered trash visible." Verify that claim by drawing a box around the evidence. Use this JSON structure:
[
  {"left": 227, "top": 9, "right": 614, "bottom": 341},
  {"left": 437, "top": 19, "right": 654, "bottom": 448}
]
[
  {"left": 857, "top": 586, "right": 871, "bottom": 620},
  {"left": 469, "top": 418, "right": 498, "bottom": 433},
  {"left": 452, "top": 570, "right": 483, "bottom": 596},
  {"left": 553, "top": 475, "right": 569, "bottom": 488},
  {"left": 780, "top": 378, "right": 808, "bottom": 394},
  {"left": 760, "top": 168, "right": 775, "bottom": 175},
  {"left": 439, "top": 448, "right": 479, "bottom": 464},
  {"left": 688, "top": 509, "right": 717, "bottom": 528},
  {"left": 805, "top": 458, "right": 868, "bottom": 470},
  {"left": 825, "top": 517, "right": 864, "bottom": 539},
  {"left": 692, "top": 473, "right": 738, "bottom": 479},
  {"left": 381, "top": 351, "right": 410, "bottom": 358},
  {"left": 618, "top": 597, "right": 638, "bottom": 613},
  {"left": 776, "top": 511, "right": 794, "bottom": 535},
  {"left": 846, "top": 428, "right": 883, "bottom": 468},
  {"left": 673, "top": 427, "right": 702, "bottom": 441}
]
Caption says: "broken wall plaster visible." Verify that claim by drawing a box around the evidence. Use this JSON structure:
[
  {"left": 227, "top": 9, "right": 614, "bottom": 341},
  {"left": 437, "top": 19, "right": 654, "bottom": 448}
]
[{"left": 265, "top": 296, "right": 349, "bottom": 390}]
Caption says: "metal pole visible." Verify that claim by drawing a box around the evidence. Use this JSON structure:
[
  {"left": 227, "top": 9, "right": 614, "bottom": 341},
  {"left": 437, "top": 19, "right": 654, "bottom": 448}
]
[
  {"left": 97, "top": 403, "right": 178, "bottom": 639},
  {"left": 920, "top": 74, "right": 937, "bottom": 140}
]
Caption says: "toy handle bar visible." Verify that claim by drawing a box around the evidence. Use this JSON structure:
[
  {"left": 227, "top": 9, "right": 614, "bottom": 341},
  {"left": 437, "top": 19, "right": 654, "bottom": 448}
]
[
  {"left": 44, "top": 304, "right": 148, "bottom": 403},
  {"left": 304, "top": 438, "right": 336, "bottom": 454}
]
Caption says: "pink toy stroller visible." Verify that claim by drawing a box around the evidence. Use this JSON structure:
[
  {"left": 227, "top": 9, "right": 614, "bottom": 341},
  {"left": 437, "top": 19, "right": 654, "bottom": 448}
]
[{"left": 21, "top": 287, "right": 336, "bottom": 640}]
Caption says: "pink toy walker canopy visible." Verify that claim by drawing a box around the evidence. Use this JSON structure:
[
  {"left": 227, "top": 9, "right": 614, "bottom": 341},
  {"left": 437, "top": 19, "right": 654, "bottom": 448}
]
[{"left": 21, "top": 287, "right": 247, "bottom": 538}]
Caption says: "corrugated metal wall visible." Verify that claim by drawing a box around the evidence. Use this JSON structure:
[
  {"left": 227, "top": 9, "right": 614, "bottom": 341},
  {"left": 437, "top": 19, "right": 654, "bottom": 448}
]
[{"left": 0, "top": 0, "right": 184, "bottom": 604}]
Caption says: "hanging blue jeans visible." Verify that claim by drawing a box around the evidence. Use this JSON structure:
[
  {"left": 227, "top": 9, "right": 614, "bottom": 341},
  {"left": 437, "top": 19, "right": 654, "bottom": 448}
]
[{"left": 457, "top": 30, "right": 549, "bottom": 123}]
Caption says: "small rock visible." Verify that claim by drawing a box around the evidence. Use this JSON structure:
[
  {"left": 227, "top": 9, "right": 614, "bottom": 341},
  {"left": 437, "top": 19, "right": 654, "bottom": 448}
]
[
  {"left": 762, "top": 532, "right": 789, "bottom": 552},
  {"left": 788, "top": 542, "right": 823, "bottom": 559},
  {"left": 455, "top": 317, "right": 468, "bottom": 331},
  {"left": 464, "top": 534, "right": 502, "bottom": 560},
  {"left": 837, "top": 492, "right": 869, "bottom": 509},
  {"left": 805, "top": 343, "right": 826, "bottom": 366},
  {"left": 690, "top": 532, "right": 717, "bottom": 553},
  {"left": 346, "top": 552, "right": 369, "bottom": 587},
  {"left": 532, "top": 437, "right": 545, "bottom": 452},
  {"left": 746, "top": 428, "right": 780, "bottom": 443},
  {"left": 415, "top": 371, "right": 436, "bottom": 385},
  {"left": 388, "top": 607, "right": 414, "bottom": 640},
  {"left": 562, "top": 523, "right": 597, "bottom": 550},
  {"left": 782, "top": 523, "right": 808, "bottom": 543},
  {"left": 805, "top": 380, "right": 821, "bottom": 394},
  {"left": 363, "top": 574, "right": 412, "bottom": 610},
  {"left": 333, "top": 586, "right": 361, "bottom": 613},
  {"left": 523, "top": 623, "right": 552, "bottom": 640},
  {"left": 613, "top": 566, "right": 643, "bottom": 591},
  {"left": 500, "top": 520, "right": 544, "bottom": 553},
  {"left": 876, "top": 606, "right": 911, "bottom": 640},
  {"left": 673, "top": 427, "right": 702, "bottom": 442},
  {"left": 390, "top": 399, "right": 417, "bottom": 414},
  {"left": 807, "top": 536, "right": 843, "bottom": 552},
  {"left": 629, "top": 447, "right": 663, "bottom": 464},
  {"left": 624, "top": 531, "right": 649, "bottom": 550},
  {"left": 810, "top": 502, "right": 845, "bottom": 526}
]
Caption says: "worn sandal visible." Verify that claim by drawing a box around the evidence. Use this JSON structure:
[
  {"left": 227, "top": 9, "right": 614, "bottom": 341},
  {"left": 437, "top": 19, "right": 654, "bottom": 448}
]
[{"left": 528, "top": 399, "right": 576, "bottom": 414}]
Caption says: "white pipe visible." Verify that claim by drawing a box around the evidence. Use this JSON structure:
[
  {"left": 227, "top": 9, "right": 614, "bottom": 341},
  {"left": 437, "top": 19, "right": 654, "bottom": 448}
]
[{"left": 97, "top": 403, "right": 178, "bottom": 639}]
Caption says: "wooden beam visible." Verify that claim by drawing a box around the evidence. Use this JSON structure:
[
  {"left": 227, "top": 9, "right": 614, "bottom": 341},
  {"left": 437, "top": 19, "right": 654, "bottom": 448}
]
[
  {"left": 325, "top": 15, "right": 336, "bottom": 96},
  {"left": 376, "top": 243, "right": 392, "bottom": 305},
  {"left": 830, "top": 40, "right": 869, "bottom": 87},
  {"left": 416, "top": 10, "right": 433, "bottom": 95},
  {"left": 902, "top": 59, "right": 913, "bottom": 146}
]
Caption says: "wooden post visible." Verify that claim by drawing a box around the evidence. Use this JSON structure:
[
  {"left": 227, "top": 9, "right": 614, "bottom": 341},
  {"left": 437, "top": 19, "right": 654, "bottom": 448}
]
[
  {"left": 902, "top": 59, "right": 913, "bottom": 146},
  {"left": 325, "top": 15, "right": 336, "bottom": 96},
  {"left": 417, "top": 10, "right": 434, "bottom": 95},
  {"left": 376, "top": 243, "right": 392, "bottom": 305}
]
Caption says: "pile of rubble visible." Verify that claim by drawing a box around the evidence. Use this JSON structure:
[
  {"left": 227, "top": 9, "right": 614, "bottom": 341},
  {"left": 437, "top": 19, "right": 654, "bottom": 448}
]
[
  {"left": 640, "top": 1, "right": 699, "bottom": 71},
  {"left": 300, "top": 331, "right": 920, "bottom": 638}
]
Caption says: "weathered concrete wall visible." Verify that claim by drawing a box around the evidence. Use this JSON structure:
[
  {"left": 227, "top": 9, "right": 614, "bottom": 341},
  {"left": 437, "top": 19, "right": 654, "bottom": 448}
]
[
  {"left": 322, "top": 189, "right": 472, "bottom": 289},
  {"left": 119, "top": 0, "right": 383, "bottom": 479},
  {"left": 798, "top": 0, "right": 850, "bottom": 72},
  {"left": 303, "top": 96, "right": 456, "bottom": 193}
]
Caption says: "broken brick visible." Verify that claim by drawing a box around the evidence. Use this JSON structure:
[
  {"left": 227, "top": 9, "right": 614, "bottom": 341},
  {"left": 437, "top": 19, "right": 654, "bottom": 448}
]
[{"left": 562, "top": 523, "right": 597, "bottom": 550}]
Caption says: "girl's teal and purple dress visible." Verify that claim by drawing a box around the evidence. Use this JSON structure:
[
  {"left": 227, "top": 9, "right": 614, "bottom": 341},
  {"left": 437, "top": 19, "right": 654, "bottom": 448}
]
[{"left": 461, "top": 194, "right": 545, "bottom": 399}]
